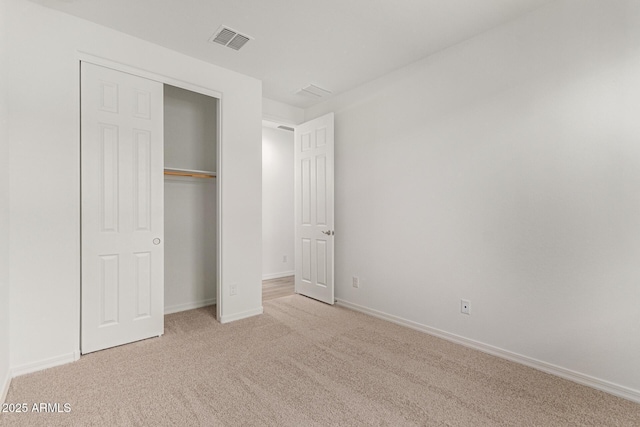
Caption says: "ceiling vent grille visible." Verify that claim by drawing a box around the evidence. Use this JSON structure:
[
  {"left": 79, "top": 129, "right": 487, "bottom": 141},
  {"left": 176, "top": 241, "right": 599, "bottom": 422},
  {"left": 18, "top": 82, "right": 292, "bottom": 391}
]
[
  {"left": 296, "top": 84, "right": 332, "bottom": 98},
  {"left": 209, "top": 26, "right": 252, "bottom": 51},
  {"left": 277, "top": 125, "right": 295, "bottom": 132}
]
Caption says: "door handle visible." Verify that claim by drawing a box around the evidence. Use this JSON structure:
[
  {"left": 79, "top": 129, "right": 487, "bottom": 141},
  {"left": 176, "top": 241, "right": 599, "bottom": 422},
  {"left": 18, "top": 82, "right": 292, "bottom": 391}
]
[
  {"left": 153, "top": 238, "right": 161, "bottom": 245},
  {"left": 321, "top": 230, "right": 334, "bottom": 236}
]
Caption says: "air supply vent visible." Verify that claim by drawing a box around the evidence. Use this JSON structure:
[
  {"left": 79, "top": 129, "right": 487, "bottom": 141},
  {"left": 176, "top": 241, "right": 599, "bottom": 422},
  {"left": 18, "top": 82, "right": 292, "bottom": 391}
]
[
  {"left": 277, "top": 125, "right": 295, "bottom": 132},
  {"left": 209, "top": 25, "right": 252, "bottom": 51},
  {"left": 296, "top": 84, "right": 332, "bottom": 98}
]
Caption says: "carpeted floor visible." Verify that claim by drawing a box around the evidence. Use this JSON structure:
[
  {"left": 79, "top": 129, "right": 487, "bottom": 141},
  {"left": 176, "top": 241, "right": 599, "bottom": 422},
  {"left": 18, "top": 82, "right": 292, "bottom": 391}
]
[{"left": 1, "top": 295, "right": 639, "bottom": 426}]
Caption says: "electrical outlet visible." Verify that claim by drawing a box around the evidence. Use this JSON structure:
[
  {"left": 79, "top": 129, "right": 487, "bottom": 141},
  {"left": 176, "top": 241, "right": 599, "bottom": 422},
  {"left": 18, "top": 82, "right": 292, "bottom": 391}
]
[
  {"left": 230, "top": 284, "right": 238, "bottom": 296},
  {"left": 283, "top": 255, "right": 287, "bottom": 263},
  {"left": 352, "top": 276, "right": 360, "bottom": 288},
  {"left": 461, "top": 299, "right": 470, "bottom": 315}
]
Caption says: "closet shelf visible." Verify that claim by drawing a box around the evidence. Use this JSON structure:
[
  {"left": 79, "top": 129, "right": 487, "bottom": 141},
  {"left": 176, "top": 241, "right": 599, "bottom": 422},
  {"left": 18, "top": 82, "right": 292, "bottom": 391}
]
[{"left": 164, "top": 167, "right": 217, "bottom": 179}]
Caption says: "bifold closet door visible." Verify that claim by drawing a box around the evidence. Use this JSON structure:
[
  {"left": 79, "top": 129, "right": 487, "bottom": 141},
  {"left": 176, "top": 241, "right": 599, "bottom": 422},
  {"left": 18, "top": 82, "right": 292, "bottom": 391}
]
[{"left": 81, "top": 62, "right": 164, "bottom": 354}]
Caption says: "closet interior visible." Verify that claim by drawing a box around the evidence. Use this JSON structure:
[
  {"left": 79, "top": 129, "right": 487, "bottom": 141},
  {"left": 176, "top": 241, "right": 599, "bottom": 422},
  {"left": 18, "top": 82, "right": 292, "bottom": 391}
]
[{"left": 163, "top": 84, "right": 218, "bottom": 315}]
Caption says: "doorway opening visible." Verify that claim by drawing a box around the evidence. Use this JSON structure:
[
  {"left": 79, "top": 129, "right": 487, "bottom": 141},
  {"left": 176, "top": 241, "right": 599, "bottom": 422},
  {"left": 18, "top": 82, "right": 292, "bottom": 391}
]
[
  {"left": 261, "top": 121, "right": 295, "bottom": 301},
  {"left": 163, "top": 85, "right": 218, "bottom": 317}
]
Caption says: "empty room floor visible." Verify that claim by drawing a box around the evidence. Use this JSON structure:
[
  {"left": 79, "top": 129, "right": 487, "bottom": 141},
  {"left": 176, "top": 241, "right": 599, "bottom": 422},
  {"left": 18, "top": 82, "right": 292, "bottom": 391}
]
[{"left": 1, "top": 294, "right": 639, "bottom": 426}]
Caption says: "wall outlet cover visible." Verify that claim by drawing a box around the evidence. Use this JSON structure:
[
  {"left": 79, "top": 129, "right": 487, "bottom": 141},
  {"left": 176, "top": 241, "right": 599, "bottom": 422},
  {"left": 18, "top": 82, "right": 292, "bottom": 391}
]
[{"left": 461, "top": 299, "right": 470, "bottom": 315}]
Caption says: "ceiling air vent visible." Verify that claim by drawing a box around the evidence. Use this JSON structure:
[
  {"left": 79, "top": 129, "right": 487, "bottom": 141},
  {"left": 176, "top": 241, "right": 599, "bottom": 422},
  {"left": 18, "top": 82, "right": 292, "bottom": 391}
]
[
  {"left": 209, "top": 25, "right": 252, "bottom": 51},
  {"left": 296, "top": 84, "right": 332, "bottom": 99},
  {"left": 277, "top": 125, "right": 295, "bottom": 132}
]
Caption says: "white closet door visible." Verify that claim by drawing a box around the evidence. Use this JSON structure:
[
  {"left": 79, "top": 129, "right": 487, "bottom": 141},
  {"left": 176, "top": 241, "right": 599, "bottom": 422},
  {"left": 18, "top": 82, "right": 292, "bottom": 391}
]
[
  {"left": 294, "top": 113, "right": 335, "bottom": 304},
  {"left": 81, "top": 62, "right": 164, "bottom": 354}
]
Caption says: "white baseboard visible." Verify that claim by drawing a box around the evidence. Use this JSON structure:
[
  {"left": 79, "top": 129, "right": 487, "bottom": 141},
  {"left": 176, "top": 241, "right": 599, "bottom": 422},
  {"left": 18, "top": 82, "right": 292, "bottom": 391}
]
[
  {"left": 1, "top": 369, "right": 10, "bottom": 405},
  {"left": 336, "top": 298, "right": 640, "bottom": 404},
  {"left": 262, "top": 271, "right": 294, "bottom": 281},
  {"left": 164, "top": 298, "right": 216, "bottom": 315},
  {"left": 220, "top": 306, "right": 263, "bottom": 324},
  {"left": 11, "top": 351, "right": 77, "bottom": 378}
]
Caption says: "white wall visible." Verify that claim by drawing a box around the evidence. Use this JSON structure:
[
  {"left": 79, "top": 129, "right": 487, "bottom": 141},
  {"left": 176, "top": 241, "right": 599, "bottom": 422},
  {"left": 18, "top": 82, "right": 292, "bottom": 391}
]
[
  {"left": 165, "top": 85, "right": 217, "bottom": 171},
  {"left": 306, "top": 0, "right": 640, "bottom": 399},
  {"left": 0, "top": 0, "right": 11, "bottom": 402},
  {"left": 263, "top": 98, "right": 304, "bottom": 125},
  {"left": 262, "top": 127, "right": 294, "bottom": 279},
  {"left": 164, "top": 85, "right": 217, "bottom": 313},
  {"left": 5, "top": 0, "right": 262, "bottom": 373}
]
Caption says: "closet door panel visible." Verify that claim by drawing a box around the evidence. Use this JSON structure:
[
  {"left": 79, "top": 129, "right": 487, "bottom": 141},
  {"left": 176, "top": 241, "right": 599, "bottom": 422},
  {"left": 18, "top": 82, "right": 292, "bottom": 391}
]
[
  {"left": 99, "top": 123, "right": 120, "bottom": 232},
  {"left": 99, "top": 254, "right": 120, "bottom": 326},
  {"left": 134, "top": 251, "right": 152, "bottom": 319},
  {"left": 81, "top": 62, "right": 164, "bottom": 354},
  {"left": 133, "top": 129, "right": 152, "bottom": 231}
]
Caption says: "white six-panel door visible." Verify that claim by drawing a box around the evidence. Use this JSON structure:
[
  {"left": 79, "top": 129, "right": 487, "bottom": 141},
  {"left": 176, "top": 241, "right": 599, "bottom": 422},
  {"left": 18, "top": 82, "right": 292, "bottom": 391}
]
[
  {"left": 81, "top": 62, "right": 164, "bottom": 354},
  {"left": 294, "top": 113, "right": 335, "bottom": 304}
]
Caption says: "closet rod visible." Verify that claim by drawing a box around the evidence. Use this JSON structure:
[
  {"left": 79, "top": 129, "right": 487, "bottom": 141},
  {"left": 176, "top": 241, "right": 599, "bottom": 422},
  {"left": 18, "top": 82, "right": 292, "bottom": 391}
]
[{"left": 164, "top": 168, "right": 217, "bottom": 179}]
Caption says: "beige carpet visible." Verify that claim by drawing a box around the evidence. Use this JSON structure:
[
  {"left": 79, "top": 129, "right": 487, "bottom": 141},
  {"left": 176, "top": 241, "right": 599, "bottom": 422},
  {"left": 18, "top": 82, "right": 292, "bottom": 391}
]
[{"left": 1, "top": 295, "right": 639, "bottom": 426}]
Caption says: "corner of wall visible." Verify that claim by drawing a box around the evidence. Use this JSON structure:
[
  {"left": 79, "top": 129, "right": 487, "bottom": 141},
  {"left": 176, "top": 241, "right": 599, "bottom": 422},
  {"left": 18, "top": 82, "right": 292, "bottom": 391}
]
[{"left": 262, "top": 98, "right": 304, "bottom": 125}]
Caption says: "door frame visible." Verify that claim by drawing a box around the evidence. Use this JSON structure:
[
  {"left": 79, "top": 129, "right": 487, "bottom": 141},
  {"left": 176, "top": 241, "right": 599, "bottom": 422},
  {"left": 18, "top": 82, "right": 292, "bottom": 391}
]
[{"left": 77, "top": 52, "right": 224, "bottom": 351}]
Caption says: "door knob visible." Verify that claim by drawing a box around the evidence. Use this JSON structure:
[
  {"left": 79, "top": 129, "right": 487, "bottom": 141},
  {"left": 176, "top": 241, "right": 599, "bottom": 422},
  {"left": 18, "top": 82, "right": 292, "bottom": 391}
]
[
  {"left": 321, "top": 230, "right": 333, "bottom": 235},
  {"left": 153, "top": 238, "right": 161, "bottom": 245}
]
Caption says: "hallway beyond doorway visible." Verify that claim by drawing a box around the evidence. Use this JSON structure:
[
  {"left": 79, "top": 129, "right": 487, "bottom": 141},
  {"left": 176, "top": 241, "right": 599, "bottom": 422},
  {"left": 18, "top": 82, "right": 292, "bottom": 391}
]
[{"left": 262, "top": 276, "right": 294, "bottom": 301}]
